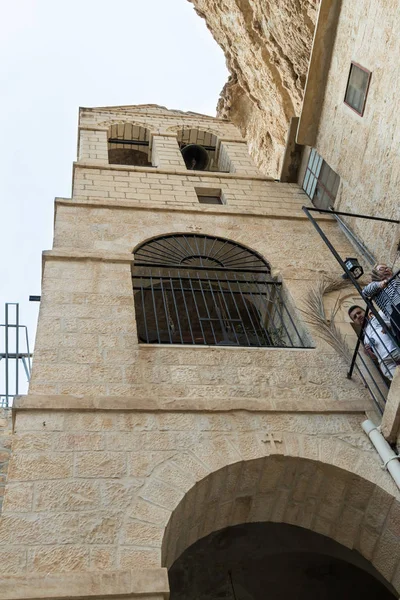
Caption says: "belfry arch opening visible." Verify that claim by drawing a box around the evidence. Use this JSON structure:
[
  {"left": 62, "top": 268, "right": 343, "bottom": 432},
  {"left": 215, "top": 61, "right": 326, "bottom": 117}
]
[
  {"left": 177, "top": 128, "right": 226, "bottom": 172},
  {"left": 108, "top": 123, "right": 152, "bottom": 166},
  {"left": 132, "top": 234, "right": 309, "bottom": 347}
]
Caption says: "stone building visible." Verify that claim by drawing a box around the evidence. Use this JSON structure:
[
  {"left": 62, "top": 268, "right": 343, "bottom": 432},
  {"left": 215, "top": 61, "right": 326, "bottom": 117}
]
[
  {"left": 296, "top": 0, "right": 400, "bottom": 263},
  {"left": 0, "top": 101, "right": 398, "bottom": 599},
  {"left": 1, "top": 1, "right": 400, "bottom": 598}
]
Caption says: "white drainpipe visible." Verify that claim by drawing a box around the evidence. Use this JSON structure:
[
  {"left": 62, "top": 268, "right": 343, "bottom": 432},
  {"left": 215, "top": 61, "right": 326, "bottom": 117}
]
[{"left": 362, "top": 420, "right": 400, "bottom": 490}]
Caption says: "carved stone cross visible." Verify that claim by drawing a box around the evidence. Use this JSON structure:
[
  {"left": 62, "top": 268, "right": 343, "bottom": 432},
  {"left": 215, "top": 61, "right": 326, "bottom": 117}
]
[{"left": 262, "top": 433, "right": 282, "bottom": 452}]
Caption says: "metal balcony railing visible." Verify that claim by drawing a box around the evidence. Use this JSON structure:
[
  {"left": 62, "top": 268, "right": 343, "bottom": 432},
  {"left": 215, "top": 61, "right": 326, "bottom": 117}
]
[{"left": 303, "top": 206, "right": 400, "bottom": 413}]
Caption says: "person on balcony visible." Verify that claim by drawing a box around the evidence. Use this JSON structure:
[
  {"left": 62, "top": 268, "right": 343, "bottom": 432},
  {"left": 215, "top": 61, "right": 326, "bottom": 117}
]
[
  {"left": 348, "top": 305, "right": 400, "bottom": 381},
  {"left": 362, "top": 263, "right": 400, "bottom": 344}
]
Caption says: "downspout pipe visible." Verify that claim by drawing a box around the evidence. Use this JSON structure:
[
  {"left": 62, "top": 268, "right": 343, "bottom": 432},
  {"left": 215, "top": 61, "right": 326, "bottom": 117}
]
[{"left": 362, "top": 420, "right": 400, "bottom": 489}]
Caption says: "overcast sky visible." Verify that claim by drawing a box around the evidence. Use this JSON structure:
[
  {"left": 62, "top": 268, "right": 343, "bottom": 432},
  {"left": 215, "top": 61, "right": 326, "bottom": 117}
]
[{"left": 0, "top": 0, "right": 228, "bottom": 397}]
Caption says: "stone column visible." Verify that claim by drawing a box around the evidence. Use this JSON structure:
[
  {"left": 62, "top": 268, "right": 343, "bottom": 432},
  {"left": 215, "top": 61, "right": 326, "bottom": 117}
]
[{"left": 151, "top": 134, "right": 185, "bottom": 168}]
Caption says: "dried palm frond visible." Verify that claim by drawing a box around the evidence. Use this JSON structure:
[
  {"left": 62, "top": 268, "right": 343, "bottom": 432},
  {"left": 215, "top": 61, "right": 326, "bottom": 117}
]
[{"left": 301, "top": 277, "right": 353, "bottom": 362}]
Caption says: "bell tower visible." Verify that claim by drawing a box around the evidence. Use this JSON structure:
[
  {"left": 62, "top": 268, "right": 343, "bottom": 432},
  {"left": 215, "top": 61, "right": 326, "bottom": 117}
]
[{"left": 0, "top": 104, "right": 399, "bottom": 600}]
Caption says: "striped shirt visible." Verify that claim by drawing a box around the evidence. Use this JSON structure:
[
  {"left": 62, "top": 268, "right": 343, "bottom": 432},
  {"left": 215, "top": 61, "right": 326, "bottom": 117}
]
[{"left": 363, "top": 276, "right": 400, "bottom": 318}]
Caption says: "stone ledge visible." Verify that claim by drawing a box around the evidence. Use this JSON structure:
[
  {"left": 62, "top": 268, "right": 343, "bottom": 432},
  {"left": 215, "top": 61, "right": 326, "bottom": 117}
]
[
  {"left": 78, "top": 125, "right": 109, "bottom": 132},
  {"left": 13, "top": 394, "right": 371, "bottom": 413},
  {"left": 55, "top": 198, "right": 329, "bottom": 223},
  {"left": 42, "top": 249, "right": 134, "bottom": 263},
  {"left": 80, "top": 106, "right": 230, "bottom": 122},
  {"left": 73, "top": 161, "right": 274, "bottom": 181},
  {"left": 0, "top": 568, "right": 169, "bottom": 600}
]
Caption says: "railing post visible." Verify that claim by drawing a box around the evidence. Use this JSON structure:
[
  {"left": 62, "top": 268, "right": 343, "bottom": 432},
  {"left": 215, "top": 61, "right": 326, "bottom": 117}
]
[{"left": 347, "top": 308, "right": 369, "bottom": 379}]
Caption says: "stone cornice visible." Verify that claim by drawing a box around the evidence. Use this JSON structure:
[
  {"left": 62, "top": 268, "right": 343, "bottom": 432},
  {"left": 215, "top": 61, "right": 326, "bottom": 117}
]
[
  {"left": 0, "top": 568, "right": 169, "bottom": 600},
  {"left": 78, "top": 125, "right": 109, "bottom": 132},
  {"left": 73, "top": 161, "right": 273, "bottom": 181},
  {"left": 55, "top": 198, "right": 330, "bottom": 223},
  {"left": 80, "top": 107, "right": 230, "bottom": 122},
  {"left": 13, "top": 393, "right": 371, "bottom": 413},
  {"left": 42, "top": 249, "right": 133, "bottom": 263}
]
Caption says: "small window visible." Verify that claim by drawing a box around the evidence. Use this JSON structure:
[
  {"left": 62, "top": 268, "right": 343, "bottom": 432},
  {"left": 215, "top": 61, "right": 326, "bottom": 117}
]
[
  {"left": 302, "top": 149, "right": 340, "bottom": 209},
  {"left": 344, "top": 63, "right": 371, "bottom": 116},
  {"left": 195, "top": 187, "right": 223, "bottom": 205}
]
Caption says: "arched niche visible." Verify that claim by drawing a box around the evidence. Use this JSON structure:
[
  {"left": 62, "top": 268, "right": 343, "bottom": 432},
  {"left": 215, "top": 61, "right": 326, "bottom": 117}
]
[
  {"left": 108, "top": 122, "right": 152, "bottom": 166},
  {"left": 176, "top": 128, "right": 223, "bottom": 172}
]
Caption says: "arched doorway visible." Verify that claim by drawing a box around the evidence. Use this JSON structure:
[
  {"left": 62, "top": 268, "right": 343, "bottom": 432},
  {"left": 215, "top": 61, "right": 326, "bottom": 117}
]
[
  {"left": 160, "top": 454, "right": 400, "bottom": 598},
  {"left": 168, "top": 522, "right": 396, "bottom": 600}
]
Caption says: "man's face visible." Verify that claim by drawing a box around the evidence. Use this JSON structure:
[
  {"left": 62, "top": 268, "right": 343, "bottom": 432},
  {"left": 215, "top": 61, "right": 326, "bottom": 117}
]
[
  {"left": 350, "top": 307, "right": 365, "bottom": 326},
  {"left": 376, "top": 264, "right": 392, "bottom": 279}
]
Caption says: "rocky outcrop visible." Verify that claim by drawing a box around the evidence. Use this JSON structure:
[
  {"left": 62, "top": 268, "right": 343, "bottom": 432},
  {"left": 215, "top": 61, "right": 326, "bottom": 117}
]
[{"left": 189, "top": 0, "right": 319, "bottom": 176}]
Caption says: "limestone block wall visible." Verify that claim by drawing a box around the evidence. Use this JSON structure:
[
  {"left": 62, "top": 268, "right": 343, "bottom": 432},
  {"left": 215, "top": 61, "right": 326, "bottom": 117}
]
[
  {"left": 70, "top": 169, "right": 309, "bottom": 212},
  {"left": 78, "top": 128, "right": 108, "bottom": 163},
  {"left": 218, "top": 141, "right": 260, "bottom": 176},
  {"left": 312, "top": 0, "right": 400, "bottom": 261},
  {"left": 151, "top": 135, "right": 186, "bottom": 169},
  {"left": 79, "top": 106, "right": 243, "bottom": 140},
  {"left": 1, "top": 406, "right": 399, "bottom": 588},
  {"left": 27, "top": 203, "right": 370, "bottom": 407},
  {"left": 76, "top": 105, "right": 261, "bottom": 177},
  {"left": 0, "top": 409, "right": 12, "bottom": 515}
]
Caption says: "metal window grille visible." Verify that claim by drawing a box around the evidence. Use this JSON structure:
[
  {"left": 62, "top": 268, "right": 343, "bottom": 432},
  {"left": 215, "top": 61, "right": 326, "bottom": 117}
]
[
  {"left": 344, "top": 63, "right": 371, "bottom": 117},
  {"left": 303, "top": 149, "right": 340, "bottom": 210},
  {"left": 132, "top": 234, "right": 308, "bottom": 348}
]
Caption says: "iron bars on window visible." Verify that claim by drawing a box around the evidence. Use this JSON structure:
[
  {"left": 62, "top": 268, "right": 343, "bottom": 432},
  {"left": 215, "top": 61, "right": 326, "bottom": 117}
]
[{"left": 132, "top": 267, "right": 307, "bottom": 348}]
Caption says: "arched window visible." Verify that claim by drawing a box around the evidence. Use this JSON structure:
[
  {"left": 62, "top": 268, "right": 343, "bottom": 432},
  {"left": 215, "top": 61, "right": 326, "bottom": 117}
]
[
  {"left": 177, "top": 128, "right": 226, "bottom": 172},
  {"left": 108, "top": 123, "right": 152, "bottom": 166},
  {"left": 132, "top": 234, "right": 308, "bottom": 348}
]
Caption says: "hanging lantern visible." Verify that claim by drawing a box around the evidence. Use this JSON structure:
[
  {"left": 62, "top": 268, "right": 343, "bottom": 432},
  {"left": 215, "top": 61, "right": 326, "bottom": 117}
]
[{"left": 344, "top": 257, "right": 364, "bottom": 279}]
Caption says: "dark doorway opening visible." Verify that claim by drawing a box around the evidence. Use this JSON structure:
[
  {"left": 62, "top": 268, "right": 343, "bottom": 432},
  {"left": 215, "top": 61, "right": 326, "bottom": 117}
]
[{"left": 169, "top": 522, "right": 396, "bottom": 600}]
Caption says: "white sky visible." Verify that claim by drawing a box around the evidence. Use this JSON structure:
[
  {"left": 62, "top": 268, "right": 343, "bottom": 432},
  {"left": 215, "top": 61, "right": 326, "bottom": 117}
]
[{"left": 0, "top": 0, "right": 228, "bottom": 397}]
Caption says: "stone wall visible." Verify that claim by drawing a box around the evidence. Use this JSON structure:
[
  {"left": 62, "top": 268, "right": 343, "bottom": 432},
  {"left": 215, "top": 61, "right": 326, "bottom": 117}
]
[
  {"left": 30, "top": 202, "right": 369, "bottom": 406},
  {"left": 305, "top": 0, "right": 400, "bottom": 261},
  {"left": 188, "top": 0, "right": 319, "bottom": 176},
  {"left": 0, "top": 409, "right": 12, "bottom": 515},
  {"left": 1, "top": 406, "right": 399, "bottom": 584}
]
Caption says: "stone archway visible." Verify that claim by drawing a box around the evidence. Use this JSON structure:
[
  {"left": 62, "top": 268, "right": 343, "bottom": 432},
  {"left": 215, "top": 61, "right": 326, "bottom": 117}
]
[
  {"left": 168, "top": 522, "right": 397, "bottom": 599},
  {"left": 159, "top": 453, "right": 400, "bottom": 594}
]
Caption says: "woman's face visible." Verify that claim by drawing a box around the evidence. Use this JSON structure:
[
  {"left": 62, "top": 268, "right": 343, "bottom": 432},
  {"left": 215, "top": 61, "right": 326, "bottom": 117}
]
[{"left": 376, "top": 264, "right": 392, "bottom": 278}]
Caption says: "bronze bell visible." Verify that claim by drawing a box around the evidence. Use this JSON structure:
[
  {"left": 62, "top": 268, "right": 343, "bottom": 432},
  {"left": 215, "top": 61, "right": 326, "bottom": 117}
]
[{"left": 181, "top": 144, "right": 209, "bottom": 170}]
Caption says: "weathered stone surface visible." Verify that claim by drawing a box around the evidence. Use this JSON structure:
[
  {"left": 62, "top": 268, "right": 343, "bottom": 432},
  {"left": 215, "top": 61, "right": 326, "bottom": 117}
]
[
  {"left": 8, "top": 454, "right": 73, "bottom": 481},
  {"left": 0, "top": 408, "right": 12, "bottom": 516},
  {"left": 74, "top": 452, "right": 126, "bottom": 478},
  {"left": 3, "top": 483, "right": 33, "bottom": 513},
  {"left": 34, "top": 481, "right": 101, "bottom": 512},
  {"left": 26, "top": 545, "right": 90, "bottom": 574},
  {"left": 188, "top": 0, "right": 318, "bottom": 176}
]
